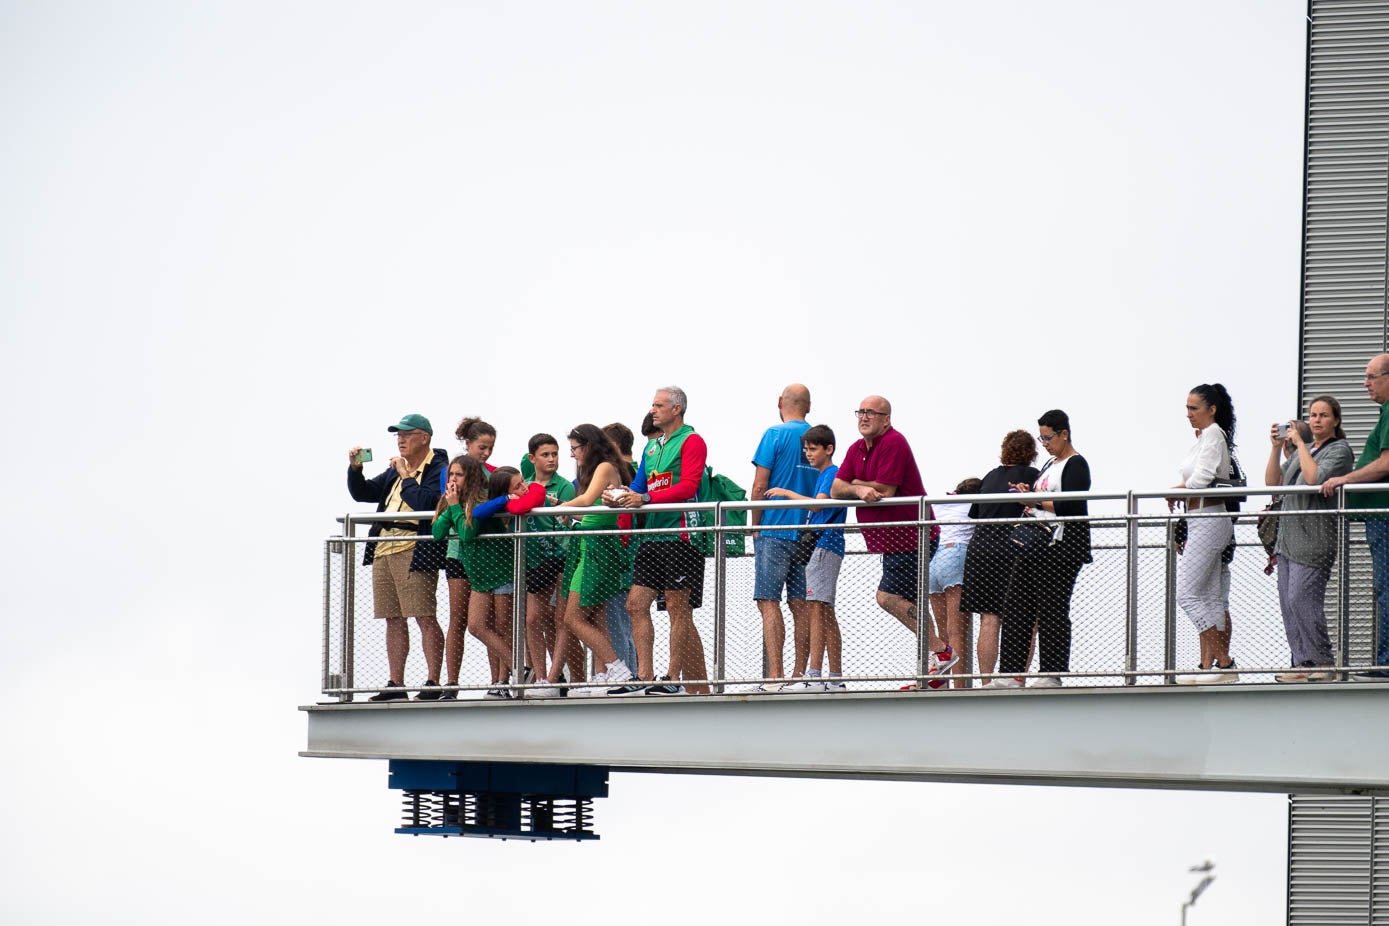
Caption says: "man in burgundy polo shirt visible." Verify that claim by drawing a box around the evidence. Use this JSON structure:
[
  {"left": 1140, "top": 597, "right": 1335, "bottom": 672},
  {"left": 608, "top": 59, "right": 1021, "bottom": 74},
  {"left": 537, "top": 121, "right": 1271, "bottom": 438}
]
[{"left": 832, "top": 395, "right": 958, "bottom": 683}]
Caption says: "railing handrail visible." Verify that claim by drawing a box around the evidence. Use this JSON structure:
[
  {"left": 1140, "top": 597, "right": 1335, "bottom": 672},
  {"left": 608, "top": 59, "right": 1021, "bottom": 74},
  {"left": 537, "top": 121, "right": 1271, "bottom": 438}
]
[
  {"left": 334, "top": 481, "right": 1389, "bottom": 528},
  {"left": 324, "top": 481, "right": 1389, "bottom": 701}
]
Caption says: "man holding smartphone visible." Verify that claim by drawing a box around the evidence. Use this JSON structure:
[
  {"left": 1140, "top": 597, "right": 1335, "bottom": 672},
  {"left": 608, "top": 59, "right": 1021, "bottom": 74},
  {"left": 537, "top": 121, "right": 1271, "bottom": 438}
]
[{"left": 348, "top": 413, "right": 448, "bottom": 701}]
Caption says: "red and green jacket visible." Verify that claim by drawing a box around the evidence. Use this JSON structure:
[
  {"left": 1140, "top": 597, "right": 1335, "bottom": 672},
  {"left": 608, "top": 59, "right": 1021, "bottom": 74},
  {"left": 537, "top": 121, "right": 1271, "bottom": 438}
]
[{"left": 631, "top": 424, "right": 707, "bottom": 543}]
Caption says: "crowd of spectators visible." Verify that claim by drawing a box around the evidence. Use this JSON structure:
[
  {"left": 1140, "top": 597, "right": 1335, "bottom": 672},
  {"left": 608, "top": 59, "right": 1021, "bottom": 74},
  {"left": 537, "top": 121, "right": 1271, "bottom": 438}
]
[{"left": 345, "top": 354, "right": 1389, "bottom": 699}]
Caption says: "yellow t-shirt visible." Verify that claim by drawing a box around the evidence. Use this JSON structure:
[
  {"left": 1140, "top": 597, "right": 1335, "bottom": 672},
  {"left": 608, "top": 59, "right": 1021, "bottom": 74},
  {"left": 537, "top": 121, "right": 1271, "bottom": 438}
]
[{"left": 374, "top": 455, "right": 431, "bottom": 560}]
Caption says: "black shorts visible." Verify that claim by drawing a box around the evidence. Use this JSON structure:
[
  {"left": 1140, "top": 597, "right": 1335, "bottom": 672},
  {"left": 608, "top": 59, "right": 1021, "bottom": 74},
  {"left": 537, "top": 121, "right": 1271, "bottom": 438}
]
[
  {"left": 444, "top": 558, "right": 468, "bottom": 581},
  {"left": 633, "top": 540, "right": 705, "bottom": 603},
  {"left": 525, "top": 557, "right": 565, "bottom": 595}
]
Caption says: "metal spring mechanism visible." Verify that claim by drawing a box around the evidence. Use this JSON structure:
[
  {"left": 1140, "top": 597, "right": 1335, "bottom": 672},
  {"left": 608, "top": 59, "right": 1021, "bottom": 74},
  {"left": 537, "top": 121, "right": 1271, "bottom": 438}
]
[{"left": 390, "top": 761, "right": 608, "bottom": 842}]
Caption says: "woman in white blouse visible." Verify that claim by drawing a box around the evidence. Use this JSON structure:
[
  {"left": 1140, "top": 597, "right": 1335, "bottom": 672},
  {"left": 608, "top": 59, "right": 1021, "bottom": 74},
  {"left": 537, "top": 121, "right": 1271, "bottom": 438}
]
[{"left": 1170, "top": 383, "right": 1240, "bottom": 684}]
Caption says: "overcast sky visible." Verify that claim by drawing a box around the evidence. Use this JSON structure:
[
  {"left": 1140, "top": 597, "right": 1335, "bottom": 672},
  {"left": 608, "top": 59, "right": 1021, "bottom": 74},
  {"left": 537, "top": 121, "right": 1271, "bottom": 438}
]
[{"left": 2, "top": 2, "right": 1308, "bottom": 922}]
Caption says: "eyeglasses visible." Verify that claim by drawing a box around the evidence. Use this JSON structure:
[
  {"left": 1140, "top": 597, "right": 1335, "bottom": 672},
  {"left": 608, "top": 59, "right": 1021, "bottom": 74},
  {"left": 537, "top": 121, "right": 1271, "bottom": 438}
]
[
  {"left": 854, "top": 409, "right": 888, "bottom": 419},
  {"left": 1038, "top": 433, "right": 1059, "bottom": 443},
  {"left": 1367, "top": 371, "right": 1389, "bottom": 382}
]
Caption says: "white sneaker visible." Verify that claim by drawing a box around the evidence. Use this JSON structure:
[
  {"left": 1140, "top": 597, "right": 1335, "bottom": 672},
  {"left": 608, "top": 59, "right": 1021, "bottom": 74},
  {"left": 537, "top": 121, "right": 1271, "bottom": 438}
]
[
  {"left": 1029, "top": 676, "right": 1062, "bottom": 688},
  {"left": 1184, "top": 661, "right": 1240, "bottom": 685},
  {"left": 750, "top": 681, "right": 786, "bottom": 693},
  {"left": 782, "top": 678, "right": 826, "bottom": 692},
  {"left": 982, "top": 677, "right": 1024, "bottom": 689},
  {"left": 529, "top": 684, "right": 562, "bottom": 699},
  {"left": 605, "top": 661, "right": 634, "bottom": 684},
  {"left": 824, "top": 678, "right": 848, "bottom": 692}
]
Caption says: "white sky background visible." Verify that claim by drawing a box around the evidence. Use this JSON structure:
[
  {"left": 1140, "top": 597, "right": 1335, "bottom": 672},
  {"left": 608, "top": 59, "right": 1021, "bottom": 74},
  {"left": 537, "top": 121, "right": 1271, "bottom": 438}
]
[{"left": 0, "top": 1, "right": 1309, "bottom": 922}]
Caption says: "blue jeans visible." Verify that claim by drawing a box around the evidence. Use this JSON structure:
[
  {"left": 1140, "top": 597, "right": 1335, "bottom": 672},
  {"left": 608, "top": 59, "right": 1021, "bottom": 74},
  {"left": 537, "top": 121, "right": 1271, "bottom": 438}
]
[
  {"left": 1366, "top": 519, "right": 1389, "bottom": 667},
  {"left": 604, "top": 592, "right": 638, "bottom": 673}
]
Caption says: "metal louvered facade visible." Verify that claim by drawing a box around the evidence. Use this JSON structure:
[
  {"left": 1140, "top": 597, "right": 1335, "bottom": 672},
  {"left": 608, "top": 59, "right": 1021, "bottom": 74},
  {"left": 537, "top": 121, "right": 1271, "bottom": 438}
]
[
  {"left": 1288, "top": 795, "right": 1389, "bottom": 923},
  {"left": 1301, "top": 0, "right": 1389, "bottom": 671},
  {"left": 1291, "top": 4, "right": 1389, "bottom": 925}
]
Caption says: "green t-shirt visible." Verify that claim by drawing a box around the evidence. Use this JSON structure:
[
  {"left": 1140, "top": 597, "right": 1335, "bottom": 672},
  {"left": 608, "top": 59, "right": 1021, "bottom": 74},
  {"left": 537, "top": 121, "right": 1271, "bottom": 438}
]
[
  {"left": 1351, "top": 401, "right": 1389, "bottom": 515},
  {"left": 525, "top": 473, "right": 576, "bottom": 561}
]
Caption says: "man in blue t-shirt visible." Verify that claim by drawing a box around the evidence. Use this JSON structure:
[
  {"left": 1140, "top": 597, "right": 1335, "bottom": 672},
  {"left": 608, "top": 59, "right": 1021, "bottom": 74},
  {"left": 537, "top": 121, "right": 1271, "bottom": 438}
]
[{"left": 748, "top": 384, "right": 819, "bottom": 690}]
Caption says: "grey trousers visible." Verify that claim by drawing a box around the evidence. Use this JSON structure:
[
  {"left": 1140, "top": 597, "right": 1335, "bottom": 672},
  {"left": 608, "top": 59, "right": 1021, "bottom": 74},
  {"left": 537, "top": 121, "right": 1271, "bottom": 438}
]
[{"left": 1277, "top": 557, "right": 1333, "bottom": 667}]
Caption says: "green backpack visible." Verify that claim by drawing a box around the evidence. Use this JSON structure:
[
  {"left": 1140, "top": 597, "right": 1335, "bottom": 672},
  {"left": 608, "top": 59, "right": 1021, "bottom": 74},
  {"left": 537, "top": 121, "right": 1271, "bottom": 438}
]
[{"left": 691, "top": 467, "right": 748, "bottom": 558}]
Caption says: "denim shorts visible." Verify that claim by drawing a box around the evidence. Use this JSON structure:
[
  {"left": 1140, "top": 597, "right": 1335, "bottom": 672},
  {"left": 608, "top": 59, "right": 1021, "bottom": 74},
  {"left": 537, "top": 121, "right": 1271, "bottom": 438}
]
[
  {"left": 753, "top": 534, "right": 807, "bottom": 601},
  {"left": 929, "top": 542, "right": 968, "bottom": 594},
  {"left": 878, "top": 551, "right": 919, "bottom": 602}
]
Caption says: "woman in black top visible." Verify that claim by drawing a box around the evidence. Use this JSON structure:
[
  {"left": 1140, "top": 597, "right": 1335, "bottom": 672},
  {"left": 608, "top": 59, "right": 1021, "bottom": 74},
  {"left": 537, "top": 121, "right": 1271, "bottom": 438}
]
[
  {"left": 986, "top": 409, "right": 1093, "bottom": 688},
  {"left": 960, "top": 430, "right": 1040, "bottom": 683}
]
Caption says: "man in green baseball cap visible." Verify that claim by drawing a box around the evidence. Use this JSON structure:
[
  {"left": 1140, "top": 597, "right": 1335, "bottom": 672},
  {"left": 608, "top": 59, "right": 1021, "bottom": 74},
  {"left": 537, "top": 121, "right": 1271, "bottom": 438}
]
[
  {"left": 388, "top": 413, "right": 433, "bottom": 435},
  {"left": 348, "top": 412, "right": 447, "bottom": 701}
]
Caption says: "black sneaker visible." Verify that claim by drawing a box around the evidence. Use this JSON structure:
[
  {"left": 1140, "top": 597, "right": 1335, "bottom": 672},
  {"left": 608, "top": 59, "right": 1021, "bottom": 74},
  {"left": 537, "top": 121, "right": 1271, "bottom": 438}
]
[
  {"left": 484, "top": 686, "right": 511, "bottom": 700},
  {"left": 606, "top": 682, "right": 650, "bottom": 697},
  {"left": 368, "top": 680, "right": 408, "bottom": 702},
  {"left": 645, "top": 675, "right": 685, "bottom": 696},
  {"left": 415, "top": 679, "right": 443, "bottom": 701}
]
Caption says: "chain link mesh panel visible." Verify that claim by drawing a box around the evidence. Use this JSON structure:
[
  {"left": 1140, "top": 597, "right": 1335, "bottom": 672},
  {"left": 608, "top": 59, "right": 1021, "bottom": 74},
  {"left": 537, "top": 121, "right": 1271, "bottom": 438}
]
[{"left": 321, "top": 500, "right": 1388, "bottom": 698}]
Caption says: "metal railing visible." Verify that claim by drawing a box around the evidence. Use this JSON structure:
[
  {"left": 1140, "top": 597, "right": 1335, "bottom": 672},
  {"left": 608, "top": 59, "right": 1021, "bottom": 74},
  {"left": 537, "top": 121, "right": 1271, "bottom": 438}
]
[{"left": 320, "top": 484, "right": 1389, "bottom": 701}]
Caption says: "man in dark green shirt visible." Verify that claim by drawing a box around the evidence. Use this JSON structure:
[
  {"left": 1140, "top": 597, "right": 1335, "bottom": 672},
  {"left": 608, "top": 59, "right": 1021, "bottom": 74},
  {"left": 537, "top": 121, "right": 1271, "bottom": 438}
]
[{"left": 1323, "top": 352, "right": 1389, "bottom": 679}]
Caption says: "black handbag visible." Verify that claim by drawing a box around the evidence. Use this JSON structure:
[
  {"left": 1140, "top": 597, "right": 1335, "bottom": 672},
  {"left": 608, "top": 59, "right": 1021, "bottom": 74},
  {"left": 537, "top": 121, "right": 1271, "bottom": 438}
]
[
  {"left": 1008, "top": 518, "right": 1055, "bottom": 558},
  {"left": 791, "top": 529, "right": 820, "bottom": 566}
]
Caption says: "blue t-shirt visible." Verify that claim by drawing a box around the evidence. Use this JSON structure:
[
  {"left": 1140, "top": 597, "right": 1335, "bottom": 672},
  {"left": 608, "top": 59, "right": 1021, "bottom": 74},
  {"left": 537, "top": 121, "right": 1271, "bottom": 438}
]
[
  {"left": 752, "top": 420, "right": 818, "bottom": 535},
  {"left": 807, "top": 464, "right": 846, "bottom": 556}
]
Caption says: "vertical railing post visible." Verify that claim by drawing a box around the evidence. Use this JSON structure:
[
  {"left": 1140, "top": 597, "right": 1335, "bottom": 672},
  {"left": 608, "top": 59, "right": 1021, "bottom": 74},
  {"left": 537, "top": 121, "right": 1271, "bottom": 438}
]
[
  {"left": 342, "top": 514, "right": 356, "bottom": 703},
  {"left": 512, "top": 514, "right": 529, "bottom": 697},
  {"left": 916, "top": 497, "right": 930, "bottom": 681},
  {"left": 1337, "top": 486, "right": 1351, "bottom": 679},
  {"left": 1125, "top": 492, "right": 1138, "bottom": 686},
  {"left": 713, "top": 503, "right": 726, "bottom": 694},
  {"left": 322, "top": 539, "right": 333, "bottom": 695},
  {"left": 1163, "top": 518, "right": 1178, "bottom": 685}
]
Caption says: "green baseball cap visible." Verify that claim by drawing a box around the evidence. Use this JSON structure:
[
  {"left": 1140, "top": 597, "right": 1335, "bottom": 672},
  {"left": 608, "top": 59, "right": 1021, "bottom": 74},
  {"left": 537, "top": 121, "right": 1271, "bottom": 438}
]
[{"left": 388, "top": 413, "right": 433, "bottom": 435}]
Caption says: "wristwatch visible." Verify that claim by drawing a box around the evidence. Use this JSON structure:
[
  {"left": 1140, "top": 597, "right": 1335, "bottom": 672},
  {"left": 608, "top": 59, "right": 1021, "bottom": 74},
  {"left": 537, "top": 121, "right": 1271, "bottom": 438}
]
[{"left": 641, "top": 492, "right": 652, "bottom": 504}]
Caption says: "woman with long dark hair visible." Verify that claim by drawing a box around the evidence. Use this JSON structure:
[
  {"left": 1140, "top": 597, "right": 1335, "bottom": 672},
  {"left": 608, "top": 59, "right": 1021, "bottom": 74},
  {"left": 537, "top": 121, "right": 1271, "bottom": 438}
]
[
  {"left": 1172, "top": 383, "right": 1240, "bottom": 684},
  {"left": 1265, "top": 395, "right": 1354, "bottom": 682},
  {"left": 984, "top": 410, "right": 1092, "bottom": 689},
  {"left": 557, "top": 424, "right": 638, "bottom": 694}
]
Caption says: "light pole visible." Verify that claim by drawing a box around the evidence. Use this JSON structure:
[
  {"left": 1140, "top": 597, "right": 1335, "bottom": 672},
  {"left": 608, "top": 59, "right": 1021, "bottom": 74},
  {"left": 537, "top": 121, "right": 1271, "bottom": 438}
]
[{"left": 1180, "top": 860, "right": 1216, "bottom": 925}]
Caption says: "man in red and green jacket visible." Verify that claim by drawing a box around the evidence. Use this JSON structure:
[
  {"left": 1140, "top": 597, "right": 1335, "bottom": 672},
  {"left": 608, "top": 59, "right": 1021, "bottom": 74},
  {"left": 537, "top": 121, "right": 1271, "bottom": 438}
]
[{"left": 612, "top": 385, "right": 710, "bottom": 695}]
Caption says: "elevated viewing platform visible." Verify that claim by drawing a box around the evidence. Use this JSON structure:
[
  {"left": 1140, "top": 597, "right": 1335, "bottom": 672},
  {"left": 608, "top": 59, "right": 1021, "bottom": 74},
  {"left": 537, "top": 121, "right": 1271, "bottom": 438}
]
[
  {"left": 303, "top": 682, "right": 1389, "bottom": 794},
  {"left": 305, "top": 483, "right": 1389, "bottom": 804}
]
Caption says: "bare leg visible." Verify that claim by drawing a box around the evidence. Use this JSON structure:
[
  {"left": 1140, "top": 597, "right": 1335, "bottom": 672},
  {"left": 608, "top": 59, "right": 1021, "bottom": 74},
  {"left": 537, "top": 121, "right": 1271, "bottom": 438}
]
[
  {"left": 467, "top": 591, "right": 513, "bottom": 677},
  {"left": 445, "top": 576, "right": 470, "bottom": 685},
  {"left": 945, "top": 586, "right": 968, "bottom": 688},
  {"left": 625, "top": 586, "right": 658, "bottom": 680},
  {"left": 385, "top": 616, "right": 409, "bottom": 684},
  {"left": 665, "top": 588, "right": 709, "bottom": 694},
  {"left": 823, "top": 604, "right": 842, "bottom": 674},
  {"left": 563, "top": 592, "right": 618, "bottom": 666},
  {"left": 415, "top": 615, "right": 444, "bottom": 682},
  {"left": 877, "top": 593, "right": 946, "bottom": 652},
  {"left": 788, "top": 598, "right": 811, "bottom": 678},
  {"left": 526, "top": 590, "right": 553, "bottom": 679},
  {"left": 978, "top": 613, "right": 1001, "bottom": 676},
  {"left": 757, "top": 599, "right": 787, "bottom": 679},
  {"left": 806, "top": 601, "right": 826, "bottom": 673}
]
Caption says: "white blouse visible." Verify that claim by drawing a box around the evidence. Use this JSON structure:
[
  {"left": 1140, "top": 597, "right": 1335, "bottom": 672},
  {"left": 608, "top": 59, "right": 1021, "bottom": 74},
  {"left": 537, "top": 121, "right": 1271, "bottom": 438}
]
[{"left": 1179, "top": 423, "right": 1231, "bottom": 489}]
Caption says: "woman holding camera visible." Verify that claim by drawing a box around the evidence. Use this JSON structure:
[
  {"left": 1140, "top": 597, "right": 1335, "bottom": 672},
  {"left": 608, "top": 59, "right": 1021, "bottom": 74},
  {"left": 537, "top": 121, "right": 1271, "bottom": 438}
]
[{"left": 1264, "top": 397, "right": 1354, "bottom": 682}]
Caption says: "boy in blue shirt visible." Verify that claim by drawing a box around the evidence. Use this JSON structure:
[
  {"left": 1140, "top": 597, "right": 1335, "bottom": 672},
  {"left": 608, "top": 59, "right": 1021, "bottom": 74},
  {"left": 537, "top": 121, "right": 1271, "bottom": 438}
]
[{"left": 766, "top": 425, "right": 846, "bottom": 691}]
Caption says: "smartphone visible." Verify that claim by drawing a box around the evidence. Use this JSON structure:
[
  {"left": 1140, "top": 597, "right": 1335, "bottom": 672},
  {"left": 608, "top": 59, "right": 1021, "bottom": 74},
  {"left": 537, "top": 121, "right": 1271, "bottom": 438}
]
[
  {"left": 354, "top": 448, "right": 373, "bottom": 465},
  {"left": 1276, "top": 423, "right": 1289, "bottom": 440}
]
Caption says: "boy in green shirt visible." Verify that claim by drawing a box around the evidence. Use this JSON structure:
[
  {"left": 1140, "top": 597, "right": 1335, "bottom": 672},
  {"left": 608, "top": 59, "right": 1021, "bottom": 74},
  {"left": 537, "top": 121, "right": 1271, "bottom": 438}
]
[{"left": 521, "top": 434, "right": 580, "bottom": 694}]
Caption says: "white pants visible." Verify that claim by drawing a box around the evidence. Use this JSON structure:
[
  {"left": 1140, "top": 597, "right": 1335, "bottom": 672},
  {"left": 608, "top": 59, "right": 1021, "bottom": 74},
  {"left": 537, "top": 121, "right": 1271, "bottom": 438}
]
[{"left": 1177, "top": 515, "right": 1233, "bottom": 633}]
